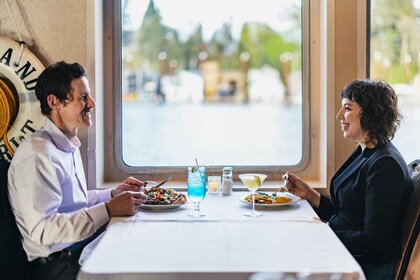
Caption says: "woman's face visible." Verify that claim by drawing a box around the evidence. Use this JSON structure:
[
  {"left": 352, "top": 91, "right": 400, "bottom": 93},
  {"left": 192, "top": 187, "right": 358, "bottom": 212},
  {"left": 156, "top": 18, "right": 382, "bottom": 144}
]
[{"left": 336, "top": 98, "right": 366, "bottom": 143}]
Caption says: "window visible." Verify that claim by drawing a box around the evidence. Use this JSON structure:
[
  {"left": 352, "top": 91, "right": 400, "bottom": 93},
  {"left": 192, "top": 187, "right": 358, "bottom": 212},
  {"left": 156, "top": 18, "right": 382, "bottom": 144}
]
[
  {"left": 115, "top": 0, "right": 307, "bottom": 175},
  {"left": 369, "top": 0, "right": 420, "bottom": 164}
]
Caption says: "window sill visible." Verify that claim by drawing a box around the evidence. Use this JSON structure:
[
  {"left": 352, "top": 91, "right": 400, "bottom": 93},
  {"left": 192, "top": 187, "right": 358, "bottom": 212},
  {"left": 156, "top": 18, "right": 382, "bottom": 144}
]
[{"left": 98, "top": 179, "right": 327, "bottom": 192}]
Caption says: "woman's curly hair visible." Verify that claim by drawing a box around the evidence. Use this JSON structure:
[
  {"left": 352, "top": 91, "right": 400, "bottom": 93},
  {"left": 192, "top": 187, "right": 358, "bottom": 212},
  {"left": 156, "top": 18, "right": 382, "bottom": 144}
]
[{"left": 340, "top": 79, "right": 402, "bottom": 145}]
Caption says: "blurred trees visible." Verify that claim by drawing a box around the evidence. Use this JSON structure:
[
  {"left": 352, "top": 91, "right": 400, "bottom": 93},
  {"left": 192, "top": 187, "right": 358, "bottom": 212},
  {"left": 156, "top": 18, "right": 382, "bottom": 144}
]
[
  {"left": 123, "top": 0, "right": 301, "bottom": 77},
  {"left": 123, "top": 0, "right": 420, "bottom": 88},
  {"left": 371, "top": 0, "right": 420, "bottom": 83},
  {"left": 183, "top": 25, "right": 205, "bottom": 70}
]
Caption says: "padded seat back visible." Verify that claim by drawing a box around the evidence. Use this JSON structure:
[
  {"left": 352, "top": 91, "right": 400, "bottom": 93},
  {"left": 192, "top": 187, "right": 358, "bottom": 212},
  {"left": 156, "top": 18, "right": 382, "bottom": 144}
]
[
  {"left": 0, "top": 160, "right": 32, "bottom": 279},
  {"left": 395, "top": 160, "right": 420, "bottom": 280}
]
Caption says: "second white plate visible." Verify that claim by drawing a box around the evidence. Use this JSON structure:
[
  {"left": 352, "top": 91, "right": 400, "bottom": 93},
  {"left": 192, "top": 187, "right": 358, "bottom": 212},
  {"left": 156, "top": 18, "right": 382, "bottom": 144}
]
[{"left": 239, "top": 193, "right": 300, "bottom": 207}]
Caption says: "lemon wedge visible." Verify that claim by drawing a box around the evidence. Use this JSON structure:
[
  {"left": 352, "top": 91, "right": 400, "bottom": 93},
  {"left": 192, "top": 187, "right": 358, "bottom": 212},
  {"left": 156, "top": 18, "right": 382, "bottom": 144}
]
[{"left": 276, "top": 196, "right": 292, "bottom": 203}]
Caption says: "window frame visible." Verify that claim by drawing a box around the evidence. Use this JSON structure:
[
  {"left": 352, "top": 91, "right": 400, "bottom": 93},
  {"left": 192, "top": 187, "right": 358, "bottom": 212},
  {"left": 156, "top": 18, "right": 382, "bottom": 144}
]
[
  {"left": 101, "top": 0, "right": 371, "bottom": 189},
  {"left": 105, "top": 0, "right": 311, "bottom": 181}
]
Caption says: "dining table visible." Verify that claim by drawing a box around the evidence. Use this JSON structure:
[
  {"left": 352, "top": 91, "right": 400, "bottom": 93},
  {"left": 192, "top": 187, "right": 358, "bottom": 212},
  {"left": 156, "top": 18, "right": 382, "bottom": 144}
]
[{"left": 77, "top": 190, "right": 366, "bottom": 280}]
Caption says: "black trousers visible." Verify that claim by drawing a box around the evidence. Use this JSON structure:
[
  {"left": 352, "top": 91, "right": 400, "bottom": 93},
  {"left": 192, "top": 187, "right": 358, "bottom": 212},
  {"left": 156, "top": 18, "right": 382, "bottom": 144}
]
[
  {"left": 29, "top": 227, "right": 105, "bottom": 280},
  {"left": 30, "top": 248, "right": 81, "bottom": 280}
]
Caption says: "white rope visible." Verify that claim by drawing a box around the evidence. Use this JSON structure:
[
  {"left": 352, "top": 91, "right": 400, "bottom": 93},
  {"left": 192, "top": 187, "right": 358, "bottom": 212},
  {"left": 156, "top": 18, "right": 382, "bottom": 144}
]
[
  {"left": 5, "top": 0, "right": 26, "bottom": 66},
  {"left": 5, "top": 0, "right": 23, "bottom": 42},
  {"left": 13, "top": 42, "right": 27, "bottom": 67}
]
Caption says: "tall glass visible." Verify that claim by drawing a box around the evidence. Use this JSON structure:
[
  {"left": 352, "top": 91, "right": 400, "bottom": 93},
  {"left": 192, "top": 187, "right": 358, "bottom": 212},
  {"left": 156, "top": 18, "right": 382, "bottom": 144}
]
[
  {"left": 187, "top": 166, "right": 206, "bottom": 217},
  {"left": 239, "top": 173, "right": 267, "bottom": 217}
]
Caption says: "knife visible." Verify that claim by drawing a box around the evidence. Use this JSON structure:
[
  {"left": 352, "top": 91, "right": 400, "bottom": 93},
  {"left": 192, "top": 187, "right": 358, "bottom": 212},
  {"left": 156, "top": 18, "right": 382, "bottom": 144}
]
[{"left": 149, "top": 176, "right": 172, "bottom": 188}]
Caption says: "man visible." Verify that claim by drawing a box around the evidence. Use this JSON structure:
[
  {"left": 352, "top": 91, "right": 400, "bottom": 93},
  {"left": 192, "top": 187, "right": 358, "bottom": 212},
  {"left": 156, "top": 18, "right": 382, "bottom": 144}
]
[{"left": 7, "top": 61, "right": 147, "bottom": 280}]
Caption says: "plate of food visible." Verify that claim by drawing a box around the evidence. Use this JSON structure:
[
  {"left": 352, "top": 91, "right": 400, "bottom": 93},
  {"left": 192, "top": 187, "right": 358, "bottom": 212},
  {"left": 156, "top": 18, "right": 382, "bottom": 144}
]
[
  {"left": 239, "top": 192, "right": 300, "bottom": 207},
  {"left": 140, "top": 186, "right": 189, "bottom": 210}
]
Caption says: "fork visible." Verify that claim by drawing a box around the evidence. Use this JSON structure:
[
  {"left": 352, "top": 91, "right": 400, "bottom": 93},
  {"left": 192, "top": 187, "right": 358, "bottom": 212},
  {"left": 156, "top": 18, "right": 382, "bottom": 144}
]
[{"left": 280, "top": 172, "right": 288, "bottom": 193}]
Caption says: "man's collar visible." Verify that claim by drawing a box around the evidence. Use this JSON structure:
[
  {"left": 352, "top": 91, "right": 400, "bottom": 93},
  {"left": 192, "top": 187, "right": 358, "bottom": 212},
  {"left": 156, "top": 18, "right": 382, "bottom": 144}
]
[{"left": 43, "top": 118, "right": 81, "bottom": 152}]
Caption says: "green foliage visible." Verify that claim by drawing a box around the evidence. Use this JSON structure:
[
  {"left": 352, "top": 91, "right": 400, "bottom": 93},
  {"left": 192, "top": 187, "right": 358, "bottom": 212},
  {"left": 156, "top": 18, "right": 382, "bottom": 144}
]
[
  {"left": 124, "top": 0, "right": 301, "bottom": 74},
  {"left": 183, "top": 25, "right": 204, "bottom": 70},
  {"left": 370, "top": 0, "right": 420, "bottom": 84}
]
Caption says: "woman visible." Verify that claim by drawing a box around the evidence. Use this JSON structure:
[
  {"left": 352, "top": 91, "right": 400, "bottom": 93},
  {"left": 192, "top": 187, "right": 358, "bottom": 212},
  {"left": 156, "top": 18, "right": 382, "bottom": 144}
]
[{"left": 285, "top": 80, "right": 413, "bottom": 279}]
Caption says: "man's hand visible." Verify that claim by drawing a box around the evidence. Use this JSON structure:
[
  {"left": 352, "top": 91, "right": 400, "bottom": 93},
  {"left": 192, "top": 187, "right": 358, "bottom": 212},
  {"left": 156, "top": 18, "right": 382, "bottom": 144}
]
[
  {"left": 111, "top": 176, "right": 145, "bottom": 197},
  {"left": 105, "top": 191, "right": 148, "bottom": 217}
]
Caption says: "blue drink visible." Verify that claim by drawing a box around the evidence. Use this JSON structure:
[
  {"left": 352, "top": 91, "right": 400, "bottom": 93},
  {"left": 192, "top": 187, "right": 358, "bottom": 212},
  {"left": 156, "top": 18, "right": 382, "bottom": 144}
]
[
  {"left": 188, "top": 184, "right": 206, "bottom": 202},
  {"left": 187, "top": 166, "right": 206, "bottom": 217},
  {"left": 188, "top": 167, "right": 206, "bottom": 201}
]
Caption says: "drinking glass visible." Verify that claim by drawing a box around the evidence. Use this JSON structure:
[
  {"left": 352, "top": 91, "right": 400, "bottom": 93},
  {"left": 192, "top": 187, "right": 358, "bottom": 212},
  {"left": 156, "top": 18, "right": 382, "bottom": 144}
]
[
  {"left": 207, "top": 175, "right": 222, "bottom": 194},
  {"left": 187, "top": 166, "right": 206, "bottom": 217},
  {"left": 239, "top": 173, "right": 267, "bottom": 217}
]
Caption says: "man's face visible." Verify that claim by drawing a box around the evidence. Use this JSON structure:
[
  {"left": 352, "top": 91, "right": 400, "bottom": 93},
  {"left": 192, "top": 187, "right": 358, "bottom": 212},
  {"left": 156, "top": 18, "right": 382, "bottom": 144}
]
[{"left": 55, "top": 76, "right": 95, "bottom": 137}]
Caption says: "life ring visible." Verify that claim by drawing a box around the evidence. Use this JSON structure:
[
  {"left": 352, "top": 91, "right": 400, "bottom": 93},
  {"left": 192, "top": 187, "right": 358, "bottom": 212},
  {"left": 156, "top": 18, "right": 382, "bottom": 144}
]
[{"left": 0, "top": 36, "right": 45, "bottom": 162}]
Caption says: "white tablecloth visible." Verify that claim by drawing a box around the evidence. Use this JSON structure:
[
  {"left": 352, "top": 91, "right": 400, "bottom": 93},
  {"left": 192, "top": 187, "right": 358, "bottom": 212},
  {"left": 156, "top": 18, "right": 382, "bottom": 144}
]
[{"left": 78, "top": 192, "right": 366, "bottom": 280}]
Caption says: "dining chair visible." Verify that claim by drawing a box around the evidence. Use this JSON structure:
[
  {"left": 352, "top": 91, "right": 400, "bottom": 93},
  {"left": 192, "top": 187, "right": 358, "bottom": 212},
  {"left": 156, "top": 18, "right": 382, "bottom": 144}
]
[
  {"left": 0, "top": 160, "right": 33, "bottom": 279},
  {"left": 394, "top": 159, "right": 420, "bottom": 280}
]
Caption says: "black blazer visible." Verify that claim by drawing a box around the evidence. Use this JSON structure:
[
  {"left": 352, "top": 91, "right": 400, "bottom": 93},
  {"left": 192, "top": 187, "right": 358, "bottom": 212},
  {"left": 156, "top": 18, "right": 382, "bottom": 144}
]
[{"left": 316, "top": 142, "right": 413, "bottom": 265}]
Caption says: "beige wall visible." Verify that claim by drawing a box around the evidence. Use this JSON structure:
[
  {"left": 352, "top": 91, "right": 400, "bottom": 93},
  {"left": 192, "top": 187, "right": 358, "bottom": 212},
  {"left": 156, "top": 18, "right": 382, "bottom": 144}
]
[
  {"left": 0, "top": 0, "right": 87, "bottom": 67},
  {"left": 334, "top": 0, "right": 363, "bottom": 166},
  {"left": 0, "top": 0, "right": 101, "bottom": 187}
]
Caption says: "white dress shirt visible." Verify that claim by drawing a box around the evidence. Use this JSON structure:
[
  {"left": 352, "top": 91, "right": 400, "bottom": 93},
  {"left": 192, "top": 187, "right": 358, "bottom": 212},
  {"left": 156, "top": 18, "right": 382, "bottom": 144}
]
[{"left": 8, "top": 118, "right": 111, "bottom": 261}]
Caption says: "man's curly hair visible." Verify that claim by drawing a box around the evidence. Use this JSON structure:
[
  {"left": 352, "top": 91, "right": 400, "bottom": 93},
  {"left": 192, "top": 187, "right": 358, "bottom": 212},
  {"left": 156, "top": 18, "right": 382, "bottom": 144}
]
[
  {"left": 35, "top": 61, "right": 86, "bottom": 116},
  {"left": 340, "top": 79, "right": 402, "bottom": 145}
]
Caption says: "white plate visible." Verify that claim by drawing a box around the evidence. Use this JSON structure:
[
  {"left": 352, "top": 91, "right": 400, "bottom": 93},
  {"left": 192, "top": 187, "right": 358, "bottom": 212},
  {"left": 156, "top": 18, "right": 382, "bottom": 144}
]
[
  {"left": 239, "top": 193, "right": 301, "bottom": 207},
  {"left": 139, "top": 200, "right": 189, "bottom": 210}
]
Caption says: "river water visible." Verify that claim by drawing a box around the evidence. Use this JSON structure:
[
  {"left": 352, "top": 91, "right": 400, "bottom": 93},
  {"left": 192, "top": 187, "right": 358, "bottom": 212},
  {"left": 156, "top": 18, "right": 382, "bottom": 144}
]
[{"left": 122, "top": 101, "right": 419, "bottom": 167}]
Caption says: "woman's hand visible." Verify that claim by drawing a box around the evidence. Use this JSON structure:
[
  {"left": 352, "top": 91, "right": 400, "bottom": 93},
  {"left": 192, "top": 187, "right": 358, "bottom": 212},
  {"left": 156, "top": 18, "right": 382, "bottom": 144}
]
[
  {"left": 284, "top": 172, "right": 321, "bottom": 208},
  {"left": 111, "top": 176, "right": 145, "bottom": 197}
]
